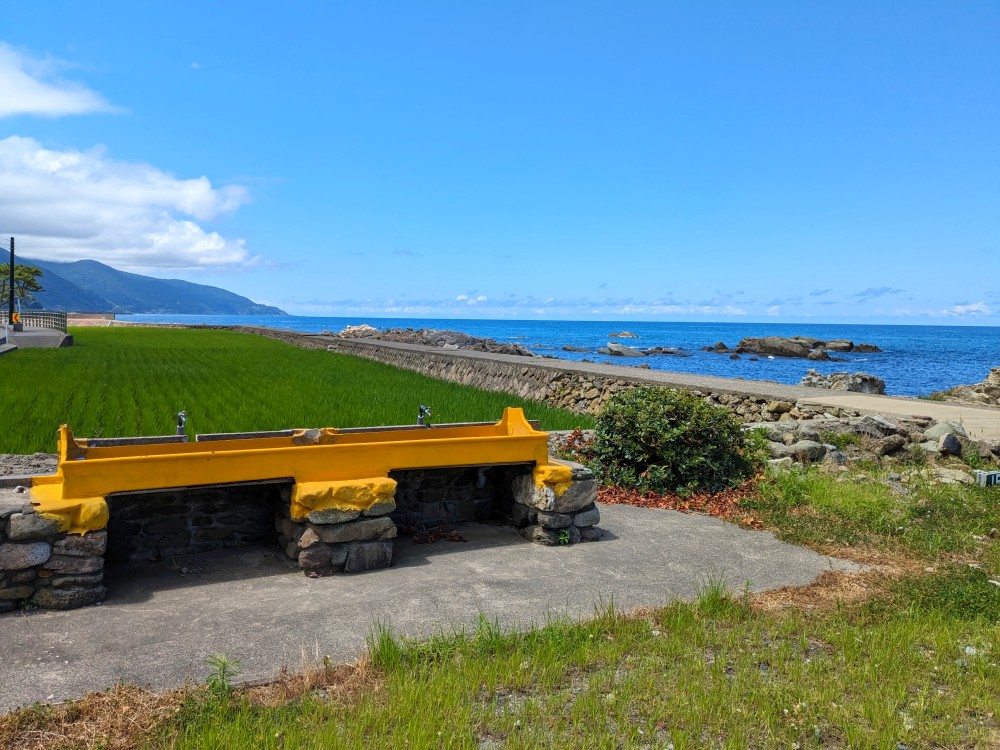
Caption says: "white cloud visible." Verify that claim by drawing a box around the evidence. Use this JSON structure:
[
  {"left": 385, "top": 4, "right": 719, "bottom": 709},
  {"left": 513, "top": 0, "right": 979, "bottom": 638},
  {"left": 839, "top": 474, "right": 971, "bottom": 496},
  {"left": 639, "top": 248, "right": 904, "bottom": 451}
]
[
  {"left": 939, "top": 302, "right": 991, "bottom": 317},
  {"left": 0, "top": 43, "right": 118, "bottom": 118},
  {"left": 285, "top": 295, "right": 751, "bottom": 318},
  {"left": 0, "top": 135, "right": 251, "bottom": 270}
]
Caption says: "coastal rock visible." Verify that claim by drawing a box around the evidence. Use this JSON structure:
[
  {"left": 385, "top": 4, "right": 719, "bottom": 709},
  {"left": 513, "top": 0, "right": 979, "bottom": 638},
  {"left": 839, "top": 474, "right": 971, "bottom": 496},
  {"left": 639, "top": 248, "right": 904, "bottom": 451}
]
[
  {"left": 799, "top": 369, "right": 886, "bottom": 395},
  {"left": 726, "top": 336, "right": 881, "bottom": 360},
  {"left": 825, "top": 339, "right": 854, "bottom": 352},
  {"left": 861, "top": 415, "right": 899, "bottom": 436},
  {"left": 735, "top": 337, "right": 810, "bottom": 358},
  {"left": 937, "top": 433, "right": 963, "bottom": 456},
  {"left": 876, "top": 434, "right": 906, "bottom": 456},
  {"left": 790, "top": 440, "right": 827, "bottom": 463},
  {"left": 608, "top": 331, "right": 639, "bottom": 338},
  {"left": 924, "top": 420, "right": 968, "bottom": 440},
  {"left": 933, "top": 467, "right": 973, "bottom": 485},
  {"left": 767, "top": 441, "right": 794, "bottom": 459},
  {"left": 929, "top": 366, "right": 1000, "bottom": 407},
  {"left": 338, "top": 324, "right": 379, "bottom": 338},
  {"left": 561, "top": 345, "right": 589, "bottom": 352},
  {"left": 335, "top": 326, "right": 534, "bottom": 357},
  {"left": 604, "top": 342, "right": 646, "bottom": 357}
]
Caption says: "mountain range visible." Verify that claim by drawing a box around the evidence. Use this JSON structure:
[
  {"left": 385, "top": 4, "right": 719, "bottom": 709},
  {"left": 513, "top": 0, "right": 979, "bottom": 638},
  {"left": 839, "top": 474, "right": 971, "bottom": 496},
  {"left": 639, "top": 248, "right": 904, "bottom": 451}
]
[{"left": 20, "top": 258, "right": 285, "bottom": 315}]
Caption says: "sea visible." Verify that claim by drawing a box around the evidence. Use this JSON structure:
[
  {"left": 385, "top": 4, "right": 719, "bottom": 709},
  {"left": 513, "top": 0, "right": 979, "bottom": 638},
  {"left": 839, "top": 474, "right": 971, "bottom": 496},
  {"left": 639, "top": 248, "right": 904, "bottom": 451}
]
[{"left": 117, "top": 315, "right": 1000, "bottom": 398}]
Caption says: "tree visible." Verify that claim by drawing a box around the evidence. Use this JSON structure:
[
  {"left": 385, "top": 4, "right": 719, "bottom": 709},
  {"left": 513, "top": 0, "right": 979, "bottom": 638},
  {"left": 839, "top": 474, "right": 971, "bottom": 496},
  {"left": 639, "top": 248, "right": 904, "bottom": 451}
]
[{"left": 0, "top": 263, "right": 44, "bottom": 307}]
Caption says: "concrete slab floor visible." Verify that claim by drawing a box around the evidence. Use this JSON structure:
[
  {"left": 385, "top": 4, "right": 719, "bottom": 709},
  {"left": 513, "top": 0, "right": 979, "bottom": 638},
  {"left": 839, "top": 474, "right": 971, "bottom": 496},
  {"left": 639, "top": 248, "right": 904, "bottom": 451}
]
[{"left": 0, "top": 504, "right": 861, "bottom": 711}]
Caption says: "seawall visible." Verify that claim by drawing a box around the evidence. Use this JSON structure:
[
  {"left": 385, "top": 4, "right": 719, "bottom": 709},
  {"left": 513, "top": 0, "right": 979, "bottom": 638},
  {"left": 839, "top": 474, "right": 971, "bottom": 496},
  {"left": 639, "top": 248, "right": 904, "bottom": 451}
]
[{"left": 223, "top": 326, "right": 894, "bottom": 424}]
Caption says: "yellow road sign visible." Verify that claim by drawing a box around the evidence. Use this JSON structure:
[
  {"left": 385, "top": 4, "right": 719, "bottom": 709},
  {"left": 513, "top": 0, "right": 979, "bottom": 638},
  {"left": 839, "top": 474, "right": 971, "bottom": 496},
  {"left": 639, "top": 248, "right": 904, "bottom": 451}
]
[{"left": 10, "top": 312, "right": 19, "bottom": 324}]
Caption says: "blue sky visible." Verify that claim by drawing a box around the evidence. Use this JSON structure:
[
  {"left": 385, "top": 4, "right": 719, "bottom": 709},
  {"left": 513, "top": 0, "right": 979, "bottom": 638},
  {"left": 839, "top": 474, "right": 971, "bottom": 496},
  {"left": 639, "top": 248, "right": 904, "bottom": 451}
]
[{"left": 1, "top": 2, "right": 997, "bottom": 323}]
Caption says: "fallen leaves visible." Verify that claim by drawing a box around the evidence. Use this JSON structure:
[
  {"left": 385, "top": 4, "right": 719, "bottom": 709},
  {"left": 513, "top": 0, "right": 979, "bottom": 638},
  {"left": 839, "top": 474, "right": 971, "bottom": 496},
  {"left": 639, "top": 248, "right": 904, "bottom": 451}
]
[
  {"left": 410, "top": 528, "right": 469, "bottom": 545},
  {"left": 597, "top": 479, "right": 764, "bottom": 529}
]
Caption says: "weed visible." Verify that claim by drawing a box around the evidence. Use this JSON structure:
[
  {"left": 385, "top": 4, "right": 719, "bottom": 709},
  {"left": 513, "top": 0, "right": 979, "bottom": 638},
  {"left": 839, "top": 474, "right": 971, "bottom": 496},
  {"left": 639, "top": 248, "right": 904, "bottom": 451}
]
[
  {"left": 884, "top": 566, "right": 1000, "bottom": 621},
  {"left": 818, "top": 430, "right": 862, "bottom": 450},
  {"left": 366, "top": 621, "right": 405, "bottom": 671},
  {"left": 205, "top": 653, "right": 240, "bottom": 697}
]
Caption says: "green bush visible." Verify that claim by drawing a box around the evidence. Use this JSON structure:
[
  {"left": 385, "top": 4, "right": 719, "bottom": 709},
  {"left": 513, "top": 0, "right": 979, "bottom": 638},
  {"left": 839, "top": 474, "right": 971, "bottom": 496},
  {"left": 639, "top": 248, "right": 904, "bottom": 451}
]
[{"left": 592, "top": 387, "right": 762, "bottom": 494}]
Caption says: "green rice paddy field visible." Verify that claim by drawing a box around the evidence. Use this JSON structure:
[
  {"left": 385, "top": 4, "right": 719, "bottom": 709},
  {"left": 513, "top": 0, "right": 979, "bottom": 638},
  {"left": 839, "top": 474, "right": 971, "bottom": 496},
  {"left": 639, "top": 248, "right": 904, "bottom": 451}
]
[{"left": 0, "top": 327, "right": 589, "bottom": 454}]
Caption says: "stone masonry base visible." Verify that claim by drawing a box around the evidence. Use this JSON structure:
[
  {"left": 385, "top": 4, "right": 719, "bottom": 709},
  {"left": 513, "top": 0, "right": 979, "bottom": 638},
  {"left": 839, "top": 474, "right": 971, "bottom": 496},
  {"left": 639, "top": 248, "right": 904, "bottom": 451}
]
[{"left": 1, "top": 459, "right": 600, "bottom": 612}]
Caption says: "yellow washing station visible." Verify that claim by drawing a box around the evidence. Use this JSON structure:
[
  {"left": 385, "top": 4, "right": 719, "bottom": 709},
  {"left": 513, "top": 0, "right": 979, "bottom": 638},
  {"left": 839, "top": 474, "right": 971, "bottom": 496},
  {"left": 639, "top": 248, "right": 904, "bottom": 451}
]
[{"left": 29, "top": 407, "right": 573, "bottom": 536}]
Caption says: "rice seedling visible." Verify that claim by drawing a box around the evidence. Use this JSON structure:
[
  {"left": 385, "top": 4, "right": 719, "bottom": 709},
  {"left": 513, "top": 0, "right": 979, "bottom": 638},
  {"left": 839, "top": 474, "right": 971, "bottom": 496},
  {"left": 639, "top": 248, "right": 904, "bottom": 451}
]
[{"left": 0, "top": 327, "right": 590, "bottom": 454}]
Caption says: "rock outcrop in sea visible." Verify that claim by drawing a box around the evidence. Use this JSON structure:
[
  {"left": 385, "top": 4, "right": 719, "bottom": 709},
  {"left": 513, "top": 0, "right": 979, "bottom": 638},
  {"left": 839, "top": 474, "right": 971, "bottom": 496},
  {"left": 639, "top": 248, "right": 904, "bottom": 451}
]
[
  {"left": 335, "top": 324, "right": 535, "bottom": 357},
  {"left": 595, "top": 342, "right": 690, "bottom": 358},
  {"left": 703, "top": 336, "right": 881, "bottom": 361}
]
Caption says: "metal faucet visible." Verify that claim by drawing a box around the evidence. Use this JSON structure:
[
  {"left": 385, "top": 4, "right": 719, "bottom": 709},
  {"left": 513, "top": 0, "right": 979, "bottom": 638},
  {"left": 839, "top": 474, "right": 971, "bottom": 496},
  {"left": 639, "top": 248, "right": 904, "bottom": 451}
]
[{"left": 417, "top": 405, "right": 432, "bottom": 426}]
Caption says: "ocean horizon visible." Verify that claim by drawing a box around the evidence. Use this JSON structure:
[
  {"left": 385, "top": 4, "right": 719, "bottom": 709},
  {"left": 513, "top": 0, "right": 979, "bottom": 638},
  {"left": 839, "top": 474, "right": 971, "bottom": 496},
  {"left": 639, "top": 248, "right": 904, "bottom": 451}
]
[{"left": 116, "top": 314, "right": 1000, "bottom": 398}]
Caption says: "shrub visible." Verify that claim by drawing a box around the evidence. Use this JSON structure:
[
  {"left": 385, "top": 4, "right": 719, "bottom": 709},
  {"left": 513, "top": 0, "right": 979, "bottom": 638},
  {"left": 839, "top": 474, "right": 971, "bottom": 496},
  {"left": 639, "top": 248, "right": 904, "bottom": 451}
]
[{"left": 591, "top": 387, "right": 762, "bottom": 494}]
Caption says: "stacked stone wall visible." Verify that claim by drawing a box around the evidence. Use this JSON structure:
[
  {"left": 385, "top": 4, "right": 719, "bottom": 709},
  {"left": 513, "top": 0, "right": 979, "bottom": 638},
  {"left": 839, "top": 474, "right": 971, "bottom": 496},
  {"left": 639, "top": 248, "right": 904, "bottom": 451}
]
[
  {"left": 276, "top": 485, "right": 398, "bottom": 575},
  {"left": 389, "top": 465, "right": 517, "bottom": 532},
  {"left": 106, "top": 483, "right": 282, "bottom": 564},
  {"left": 1, "top": 499, "right": 106, "bottom": 612}
]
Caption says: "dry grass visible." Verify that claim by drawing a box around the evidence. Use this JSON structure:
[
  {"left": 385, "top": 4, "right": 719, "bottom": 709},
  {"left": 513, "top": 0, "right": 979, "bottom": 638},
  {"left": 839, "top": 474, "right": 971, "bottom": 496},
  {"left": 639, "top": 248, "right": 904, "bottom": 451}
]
[
  {"left": 0, "top": 683, "right": 185, "bottom": 750},
  {"left": 0, "top": 655, "right": 379, "bottom": 750},
  {"left": 751, "top": 544, "right": 925, "bottom": 614},
  {"left": 243, "top": 654, "right": 379, "bottom": 708}
]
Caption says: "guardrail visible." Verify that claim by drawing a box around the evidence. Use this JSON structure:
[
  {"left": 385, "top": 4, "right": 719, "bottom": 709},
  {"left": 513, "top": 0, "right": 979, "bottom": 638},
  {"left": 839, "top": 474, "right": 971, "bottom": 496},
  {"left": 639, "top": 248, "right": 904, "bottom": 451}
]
[{"left": 0, "top": 310, "right": 67, "bottom": 332}]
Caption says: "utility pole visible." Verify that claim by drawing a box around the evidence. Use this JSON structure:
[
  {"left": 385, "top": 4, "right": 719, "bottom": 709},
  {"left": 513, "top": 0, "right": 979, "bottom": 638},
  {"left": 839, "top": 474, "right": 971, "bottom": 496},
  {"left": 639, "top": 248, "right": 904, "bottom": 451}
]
[{"left": 8, "top": 237, "right": 22, "bottom": 332}]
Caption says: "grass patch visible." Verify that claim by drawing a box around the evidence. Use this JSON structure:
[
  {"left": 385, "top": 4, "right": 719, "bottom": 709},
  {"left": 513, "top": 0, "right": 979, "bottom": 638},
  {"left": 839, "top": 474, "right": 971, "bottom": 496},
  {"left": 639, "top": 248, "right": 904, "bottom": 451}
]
[
  {"left": 817, "top": 430, "right": 862, "bottom": 450},
  {"left": 886, "top": 565, "right": 1000, "bottom": 621},
  {"left": 0, "top": 327, "right": 589, "bottom": 453},
  {"left": 745, "top": 468, "right": 1000, "bottom": 561},
  {"left": 9, "top": 585, "right": 995, "bottom": 749}
]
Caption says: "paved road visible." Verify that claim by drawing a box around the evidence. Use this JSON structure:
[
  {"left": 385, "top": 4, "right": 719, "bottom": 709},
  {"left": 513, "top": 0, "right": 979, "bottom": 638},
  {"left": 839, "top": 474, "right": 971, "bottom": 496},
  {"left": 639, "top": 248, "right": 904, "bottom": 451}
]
[{"left": 0, "top": 504, "right": 859, "bottom": 710}]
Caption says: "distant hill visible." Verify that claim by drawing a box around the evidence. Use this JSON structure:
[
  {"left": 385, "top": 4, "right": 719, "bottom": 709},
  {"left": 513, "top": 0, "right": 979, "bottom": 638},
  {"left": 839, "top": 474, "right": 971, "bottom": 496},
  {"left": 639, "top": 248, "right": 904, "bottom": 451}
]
[{"left": 20, "top": 258, "right": 286, "bottom": 315}]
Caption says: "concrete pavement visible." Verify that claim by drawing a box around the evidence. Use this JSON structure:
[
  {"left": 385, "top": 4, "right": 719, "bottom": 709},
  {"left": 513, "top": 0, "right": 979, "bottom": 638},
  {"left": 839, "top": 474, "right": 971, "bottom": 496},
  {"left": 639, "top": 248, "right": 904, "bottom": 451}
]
[
  {"left": 0, "top": 504, "right": 860, "bottom": 710},
  {"left": 5, "top": 325, "right": 73, "bottom": 349}
]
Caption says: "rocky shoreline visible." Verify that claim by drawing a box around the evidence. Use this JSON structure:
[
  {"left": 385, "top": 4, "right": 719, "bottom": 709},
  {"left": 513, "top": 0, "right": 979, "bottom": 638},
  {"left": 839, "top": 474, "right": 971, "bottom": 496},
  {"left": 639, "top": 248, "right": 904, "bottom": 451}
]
[
  {"left": 330, "top": 324, "right": 536, "bottom": 357},
  {"left": 334, "top": 326, "right": 884, "bottom": 365},
  {"left": 929, "top": 366, "right": 1000, "bottom": 407}
]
